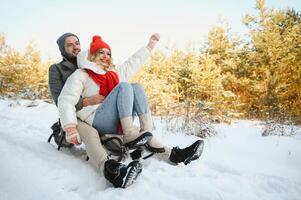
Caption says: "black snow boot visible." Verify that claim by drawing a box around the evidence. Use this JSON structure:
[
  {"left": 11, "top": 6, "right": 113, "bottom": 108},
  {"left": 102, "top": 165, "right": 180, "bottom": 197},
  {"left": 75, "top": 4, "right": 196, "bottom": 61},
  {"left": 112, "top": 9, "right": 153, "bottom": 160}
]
[
  {"left": 169, "top": 140, "right": 204, "bottom": 165},
  {"left": 104, "top": 159, "right": 142, "bottom": 188}
]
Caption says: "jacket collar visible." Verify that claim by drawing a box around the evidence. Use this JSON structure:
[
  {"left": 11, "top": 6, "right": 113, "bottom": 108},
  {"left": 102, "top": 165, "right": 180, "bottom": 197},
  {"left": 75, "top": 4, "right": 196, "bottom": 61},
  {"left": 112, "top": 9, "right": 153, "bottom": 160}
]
[
  {"left": 60, "top": 58, "right": 78, "bottom": 71},
  {"left": 77, "top": 50, "right": 106, "bottom": 75}
]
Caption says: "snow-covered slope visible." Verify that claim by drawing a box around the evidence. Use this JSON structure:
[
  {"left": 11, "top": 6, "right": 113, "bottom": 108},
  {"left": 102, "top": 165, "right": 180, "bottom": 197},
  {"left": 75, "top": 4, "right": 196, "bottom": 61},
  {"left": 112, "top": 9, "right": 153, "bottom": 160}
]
[{"left": 0, "top": 99, "right": 300, "bottom": 200}]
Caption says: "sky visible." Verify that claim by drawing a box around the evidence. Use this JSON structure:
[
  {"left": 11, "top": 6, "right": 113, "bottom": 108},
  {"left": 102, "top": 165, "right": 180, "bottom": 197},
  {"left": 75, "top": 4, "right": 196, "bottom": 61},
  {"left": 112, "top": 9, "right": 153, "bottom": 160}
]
[{"left": 0, "top": 0, "right": 300, "bottom": 63}]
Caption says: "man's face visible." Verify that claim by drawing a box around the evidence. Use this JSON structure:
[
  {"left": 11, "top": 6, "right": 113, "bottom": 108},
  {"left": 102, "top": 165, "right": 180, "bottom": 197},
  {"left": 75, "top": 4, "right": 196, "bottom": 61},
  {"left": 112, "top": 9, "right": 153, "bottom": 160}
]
[{"left": 64, "top": 36, "right": 81, "bottom": 57}]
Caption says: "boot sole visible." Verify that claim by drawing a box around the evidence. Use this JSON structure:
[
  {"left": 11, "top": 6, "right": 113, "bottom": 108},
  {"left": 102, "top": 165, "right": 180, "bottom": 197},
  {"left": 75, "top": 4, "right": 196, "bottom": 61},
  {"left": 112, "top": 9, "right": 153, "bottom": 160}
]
[
  {"left": 184, "top": 140, "right": 204, "bottom": 165},
  {"left": 144, "top": 144, "right": 166, "bottom": 153},
  {"left": 124, "top": 132, "right": 153, "bottom": 149},
  {"left": 122, "top": 161, "right": 143, "bottom": 188}
]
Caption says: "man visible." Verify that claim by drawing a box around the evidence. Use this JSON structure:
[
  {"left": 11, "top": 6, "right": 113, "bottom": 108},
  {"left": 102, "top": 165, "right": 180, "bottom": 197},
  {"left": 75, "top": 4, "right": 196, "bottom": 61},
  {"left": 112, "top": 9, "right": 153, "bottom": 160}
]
[{"left": 48, "top": 33, "right": 142, "bottom": 188}]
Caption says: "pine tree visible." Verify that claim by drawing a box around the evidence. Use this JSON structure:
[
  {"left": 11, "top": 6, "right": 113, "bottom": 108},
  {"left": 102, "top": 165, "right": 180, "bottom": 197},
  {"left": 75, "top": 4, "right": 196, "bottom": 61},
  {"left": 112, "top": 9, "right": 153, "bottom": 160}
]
[
  {"left": 0, "top": 34, "right": 49, "bottom": 99},
  {"left": 242, "top": 0, "right": 301, "bottom": 121}
]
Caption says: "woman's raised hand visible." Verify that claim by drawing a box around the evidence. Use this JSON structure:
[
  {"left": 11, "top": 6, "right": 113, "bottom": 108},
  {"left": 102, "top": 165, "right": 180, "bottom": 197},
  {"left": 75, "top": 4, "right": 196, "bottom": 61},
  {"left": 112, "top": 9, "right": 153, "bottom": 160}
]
[{"left": 147, "top": 33, "right": 160, "bottom": 50}]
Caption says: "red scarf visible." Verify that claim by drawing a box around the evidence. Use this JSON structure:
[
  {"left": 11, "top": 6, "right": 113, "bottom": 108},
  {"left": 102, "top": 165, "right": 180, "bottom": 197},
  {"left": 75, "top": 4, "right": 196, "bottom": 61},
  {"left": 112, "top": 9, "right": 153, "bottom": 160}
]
[{"left": 85, "top": 69, "right": 119, "bottom": 97}]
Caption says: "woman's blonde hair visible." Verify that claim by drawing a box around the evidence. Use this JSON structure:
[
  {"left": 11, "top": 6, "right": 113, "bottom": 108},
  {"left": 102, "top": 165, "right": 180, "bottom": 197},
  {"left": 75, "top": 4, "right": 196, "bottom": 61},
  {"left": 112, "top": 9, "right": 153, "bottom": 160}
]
[{"left": 88, "top": 49, "right": 114, "bottom": 70}]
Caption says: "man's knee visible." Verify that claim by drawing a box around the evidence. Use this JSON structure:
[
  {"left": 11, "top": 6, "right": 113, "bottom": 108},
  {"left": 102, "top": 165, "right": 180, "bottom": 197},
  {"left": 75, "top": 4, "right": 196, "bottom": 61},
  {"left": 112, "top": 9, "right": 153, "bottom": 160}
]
[{"left": 77, "top": 120, "right": 100, "bottom": 141}]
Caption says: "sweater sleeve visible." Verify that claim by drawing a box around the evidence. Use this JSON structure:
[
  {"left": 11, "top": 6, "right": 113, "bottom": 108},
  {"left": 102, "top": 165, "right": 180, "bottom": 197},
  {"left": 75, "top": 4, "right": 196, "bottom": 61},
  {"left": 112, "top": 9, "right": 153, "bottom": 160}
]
[
  {"left": 115, "top": 47, "right": 151, "bottom": 82},
  {"left": 58, "top": 70, "right": 86, "bottom": 128}
]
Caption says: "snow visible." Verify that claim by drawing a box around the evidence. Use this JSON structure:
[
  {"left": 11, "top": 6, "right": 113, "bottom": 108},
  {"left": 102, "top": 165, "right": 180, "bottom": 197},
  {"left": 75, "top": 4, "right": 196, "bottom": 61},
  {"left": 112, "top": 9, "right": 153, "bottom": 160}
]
[{"left": 0, "top": 99, "right": 300, "bottom": 200}]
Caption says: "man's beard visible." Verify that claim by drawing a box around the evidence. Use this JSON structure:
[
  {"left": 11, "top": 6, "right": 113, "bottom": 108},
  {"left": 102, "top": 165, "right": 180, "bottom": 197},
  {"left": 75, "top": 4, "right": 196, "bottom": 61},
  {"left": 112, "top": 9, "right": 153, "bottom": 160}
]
[{"left": 64, "top": 53, "right": 77, "bottom": 66}]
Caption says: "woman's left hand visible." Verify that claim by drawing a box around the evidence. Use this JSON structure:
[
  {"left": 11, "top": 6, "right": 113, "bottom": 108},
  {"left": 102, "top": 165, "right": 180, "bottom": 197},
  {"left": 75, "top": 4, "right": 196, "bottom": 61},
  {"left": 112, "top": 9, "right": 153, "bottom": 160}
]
[
  {"left": 147, "top": 33, "right": 160, "bottom": 50},
  {"left": 65, "top": 127, "right": 81, "bottom": 145}
]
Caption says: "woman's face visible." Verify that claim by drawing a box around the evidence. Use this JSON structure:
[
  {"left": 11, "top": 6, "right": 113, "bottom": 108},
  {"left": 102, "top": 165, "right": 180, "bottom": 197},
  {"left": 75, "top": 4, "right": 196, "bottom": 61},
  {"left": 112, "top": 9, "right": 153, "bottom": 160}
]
[{"left": 94, "top": 48, "right": 111, "bottom": 67}]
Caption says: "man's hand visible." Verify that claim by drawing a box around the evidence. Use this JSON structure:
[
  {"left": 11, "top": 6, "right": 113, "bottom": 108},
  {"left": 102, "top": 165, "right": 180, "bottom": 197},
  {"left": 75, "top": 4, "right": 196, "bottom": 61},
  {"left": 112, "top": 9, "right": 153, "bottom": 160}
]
[
  {"left": 83, "top": 94, "right": 105, "bottom": 107},
  {"left": 147, "top": 33, "right": 160, "bottom": 51},
  {"left": 65, "top": 127, "right": 81, "bottom": 145}
]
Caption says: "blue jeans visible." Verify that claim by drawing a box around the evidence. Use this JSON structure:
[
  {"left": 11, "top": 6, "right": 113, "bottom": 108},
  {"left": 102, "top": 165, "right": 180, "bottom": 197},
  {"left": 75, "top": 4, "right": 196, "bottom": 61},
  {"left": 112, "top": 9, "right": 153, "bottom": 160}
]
[{"left": 92, "top": 82, "right": 149, "bottom": 134}]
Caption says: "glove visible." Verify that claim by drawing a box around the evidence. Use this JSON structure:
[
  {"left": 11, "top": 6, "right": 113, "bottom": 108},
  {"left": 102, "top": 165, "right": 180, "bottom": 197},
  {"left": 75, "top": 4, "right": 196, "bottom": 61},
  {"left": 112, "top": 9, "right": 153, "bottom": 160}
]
[{"left": 64, "top": 126, "right": 81, "bottom": 145}]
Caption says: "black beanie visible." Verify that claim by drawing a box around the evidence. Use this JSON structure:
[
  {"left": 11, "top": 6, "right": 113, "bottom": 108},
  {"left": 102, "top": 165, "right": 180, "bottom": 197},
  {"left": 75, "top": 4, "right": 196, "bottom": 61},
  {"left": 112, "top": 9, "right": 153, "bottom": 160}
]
[{"left": 56, "top": 33, "right": 80, "bottom": 56}]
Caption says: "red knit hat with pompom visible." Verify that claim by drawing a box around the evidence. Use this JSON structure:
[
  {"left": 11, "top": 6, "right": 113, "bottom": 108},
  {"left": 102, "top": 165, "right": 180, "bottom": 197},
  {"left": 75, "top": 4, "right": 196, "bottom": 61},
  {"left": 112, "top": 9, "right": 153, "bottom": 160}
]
[{"left": 89, "top": 35, "right": 111, "bottom": 55}]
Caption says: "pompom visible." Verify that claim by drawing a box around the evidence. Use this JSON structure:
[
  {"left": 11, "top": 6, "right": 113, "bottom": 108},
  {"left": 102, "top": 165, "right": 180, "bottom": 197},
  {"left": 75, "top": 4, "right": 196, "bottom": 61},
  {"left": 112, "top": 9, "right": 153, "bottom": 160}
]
[{"left": 92, "top": 35, "right": 102, "bottom": 42}]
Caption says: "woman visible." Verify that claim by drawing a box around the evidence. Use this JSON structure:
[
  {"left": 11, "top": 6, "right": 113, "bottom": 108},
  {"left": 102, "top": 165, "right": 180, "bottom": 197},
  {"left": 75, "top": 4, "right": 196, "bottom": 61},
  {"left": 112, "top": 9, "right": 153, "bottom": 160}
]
[
  {"left": 58, "top": 34, "right": 204, "bottom": 167},
  {"left": 58, "top": 34, "right": 158, "bottom": 146}
]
